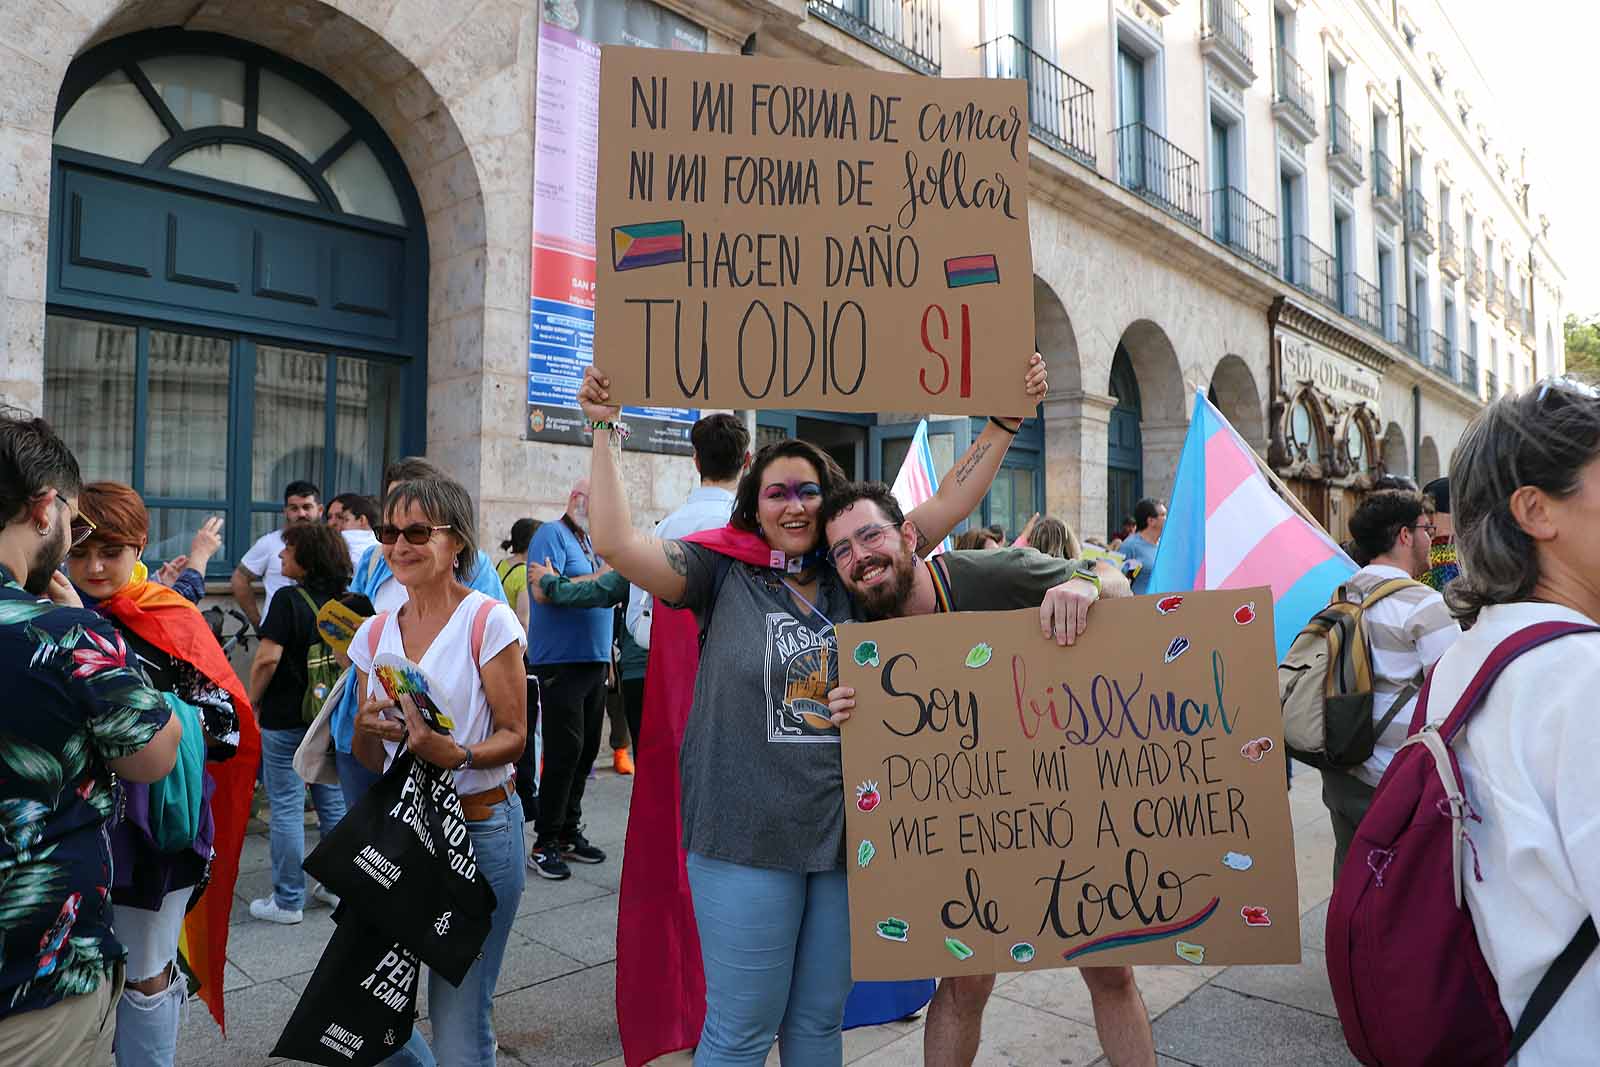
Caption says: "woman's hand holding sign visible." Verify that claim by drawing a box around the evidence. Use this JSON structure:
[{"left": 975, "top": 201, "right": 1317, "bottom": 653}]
[{"left": 577, "top": 364, "right": 621, "bottom": 422}]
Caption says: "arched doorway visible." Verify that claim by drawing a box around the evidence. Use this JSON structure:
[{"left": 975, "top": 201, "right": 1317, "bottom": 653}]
[
  {"left": 1381, "top": 421, "right": 1409, "bottom": 480},
  {"left": 1208, "top": 354, "right": 1266, "bottom": 452},
  {"left": 1107, "top": 346, "right": 1143, "bottom": 538},
  {"left": 1417, "top": 436, "right": 1441, "bottom": 485},
  {"left": 43, "top": 30, "right": 426, "bottom": 568}
]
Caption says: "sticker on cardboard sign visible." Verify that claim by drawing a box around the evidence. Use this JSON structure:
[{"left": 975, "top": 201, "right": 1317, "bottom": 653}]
[
  {"left": 1240, "top": 737, "right": 1275, "bottom": 763},
  {"left": 853, "top": 640, "right": 880, "bottom": 668},
  {"left": 876, "top": 918, "right": 909, "bottom": 943},
  {"left": 1175, "top": 940, "right": 1206, "bottom": 964},
  {"left": 1155, "top": 594, "right": 1185, "bottom": 615},
  {"left": 1010, "top": 942, "right": 1036, "bottom": 964},
  {"left": 1241, "top": 906, "right": 1272, "bottom": 928},
  {"left": 945, "top": 937, "right": 974, "bottom": 961},
  {"left": 965, "top": 643, "right": 993, "bottom": 669},
  {"left": 1164, "top": 636, "right": 1191, "bottom": 663},
  {"left": 857, "top": 840, "right": 877, "bottom": 869},
  {"left": 855, "top": 780, "right": 881, "bottom": 814},
  {"left": 1221, "top": 851, "right": 1254, "bottom": 872},
  {"left": 1234, "top": 602, "right": 1258, "bottom": 625}
]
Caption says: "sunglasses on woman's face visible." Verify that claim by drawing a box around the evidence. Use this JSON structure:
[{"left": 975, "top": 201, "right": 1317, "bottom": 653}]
[{"left": 375, "top": 522, "right": 453, "bottom": 546}]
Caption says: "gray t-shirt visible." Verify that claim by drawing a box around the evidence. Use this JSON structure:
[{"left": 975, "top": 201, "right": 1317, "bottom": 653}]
[
  {"left": 673, "top": 543, "right": 858, "bottom": 872},
  {"left": 937, "top": 547, "right": 1084, "bottom": 610}
]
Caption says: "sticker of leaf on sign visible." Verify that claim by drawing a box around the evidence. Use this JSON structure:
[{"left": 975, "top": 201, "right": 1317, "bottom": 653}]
[{"left": 371, "top": 651, "right": 458, "bottom": 736}]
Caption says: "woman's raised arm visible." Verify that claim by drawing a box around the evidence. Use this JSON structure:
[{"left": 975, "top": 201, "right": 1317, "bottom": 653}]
[
  {"left": 904, "top": 351, "right": 1048, "bottom": 555},
  {"left": 576, "top": 364, "right": 692, "bottom": 603}
]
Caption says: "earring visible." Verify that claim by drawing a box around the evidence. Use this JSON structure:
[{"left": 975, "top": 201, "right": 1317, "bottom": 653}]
[{"left": 36, "top": 525, "right": 48, "bottom": 536}]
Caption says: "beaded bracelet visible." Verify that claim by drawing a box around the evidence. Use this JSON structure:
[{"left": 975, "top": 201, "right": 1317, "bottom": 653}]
[{"left": 588, "top": 419, "right": 631, "bottom": 444}]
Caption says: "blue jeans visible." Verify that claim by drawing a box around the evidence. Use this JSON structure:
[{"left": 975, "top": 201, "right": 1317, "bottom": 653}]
[
  {"left": 260, "top": 726, "right": 346, "bottom": 911},
  {"left": 334, "top": 748, "right": 381, "bottom": 812},
  {"left": 386, "top": 792, "right": 526, "bottom": 1067},
  {"left": 685, "top": 853, "right": 852, "bottom": 1066},
  {"left": 111, "top": 889, "right": 188, "bottom": 1066}
]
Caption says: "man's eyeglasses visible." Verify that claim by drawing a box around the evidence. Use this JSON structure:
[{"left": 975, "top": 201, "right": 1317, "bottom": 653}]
[
  {"left": 69, "top": 512, "right": 96, "bottom": 548},
  {"left": 827, "top": 523, "right": 899, "bottom": 569},
  {"left": 375, "top": 523, "right": 453, "bottom": 546},
  {"left": 1409, "top": 522, "right": 1437, "bottom": 537}
]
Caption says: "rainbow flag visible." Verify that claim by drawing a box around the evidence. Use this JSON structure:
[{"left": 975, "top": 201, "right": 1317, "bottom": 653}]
[
  {"left": 1147, "top": 391, "right": 1356, "bottom": 658},
  {"left": 944, "top": 253, "right": 1000, "bottom": 287},
  {"left": 889, "top": 419, "right": 949, "bottom": 556},
  {"left": 612, "top": 220, "right": 685, "bottom": 271}
]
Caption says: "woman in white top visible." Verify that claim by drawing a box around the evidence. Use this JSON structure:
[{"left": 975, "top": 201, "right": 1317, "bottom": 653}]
[
  {"left": 348, "top": 475, "right": 528, "bottom": 1067},
  {"left": 1425, "top": 379, "right": 1600, "bottom": 1065}
]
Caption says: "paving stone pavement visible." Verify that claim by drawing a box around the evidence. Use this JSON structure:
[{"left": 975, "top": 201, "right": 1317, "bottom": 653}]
[{"left": 155, "top": 765, "right": 1355, "bottom": 1066}]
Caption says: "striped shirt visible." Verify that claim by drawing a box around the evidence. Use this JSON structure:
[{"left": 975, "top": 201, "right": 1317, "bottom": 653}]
[{"left": 1341, "top": 564, "right": 1464, "bottom": 787}]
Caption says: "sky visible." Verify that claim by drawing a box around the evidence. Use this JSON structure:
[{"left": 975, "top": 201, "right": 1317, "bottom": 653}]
[{"left": 1438, "top": 0, "right": 1599, "bottom": 318}]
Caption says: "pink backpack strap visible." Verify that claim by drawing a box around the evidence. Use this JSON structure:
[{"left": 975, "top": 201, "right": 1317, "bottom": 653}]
[
  {"left": 469, "top": 595, "right": 496, "bottom": 665},
  {"left": 366, "top": 612, "right": 390, "bottom": 660},
  {"left": 1410, "top": 621, "right": 1600, "bottom": 738}
]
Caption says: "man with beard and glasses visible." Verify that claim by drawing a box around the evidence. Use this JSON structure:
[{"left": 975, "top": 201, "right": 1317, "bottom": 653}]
[
  {"left": 0, "top": 408, "right": 180, "bottom": 1066},
  {"left": 819, "top": 481, "right": 1159, "bottom": 1067},
  {"left": 526, "top": 478, "right": 613, "bottom": 879}
]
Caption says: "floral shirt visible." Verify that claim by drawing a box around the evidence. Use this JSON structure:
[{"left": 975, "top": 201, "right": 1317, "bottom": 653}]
[{"left": 0, "top": 565, "right": 168, "bottom": 1019}]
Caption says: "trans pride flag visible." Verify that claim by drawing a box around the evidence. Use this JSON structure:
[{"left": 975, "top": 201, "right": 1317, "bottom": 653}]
[
  {"left": 890, "top": 419, "right": 949, "bottom": 556},
  {"left": 1147, "top": 391, "right": 1356, "bottom": 658}
]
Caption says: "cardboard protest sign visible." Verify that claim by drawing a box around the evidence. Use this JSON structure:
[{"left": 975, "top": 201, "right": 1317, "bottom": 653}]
[
  {"left": 837, "top": 590, "right": 1299, "bottom": 980},
  {"left": 593, "top": 47, "right": 1034, "bottom": 415}
]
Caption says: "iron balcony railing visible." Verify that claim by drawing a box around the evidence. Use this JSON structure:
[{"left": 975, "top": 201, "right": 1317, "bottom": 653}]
[
  {"left": 808, "top": 0, "right": 941, "bottom": 75},
  {"left": 1114, "top": 122, "right": 1203, "bottom": 228},
  {"left": 1207, "top": 185, "right": 1278, "bottom": 271},
  {"left": 1487, "top": 275, "right": 1504, "bottom": 316},
  {"left": 1327, "top": 103, "right": 1363, "bottom": 178},
  {"left": 1431, "top": 330, "right": 1452, "bottom": 376},
  {"left": 1201, "top": 0, "right": 1254, "bottom": 76},
  {"left": 1439, "top": 220, "right": 1460, "bottom": 272},
  {"left": 980, "top": 35, "right": 1096, "bottom": 169},
  {"left": 1484, "top": 368, "right": 1499, "bottom": 398},
  {"left": 1290, "top": 234, "right": 1338, "bottom": 307},
  {"left": 1372, "top": 149, "right": 1401, "bottom": 208},
  {"left": 1406, "top": 190, "right": 1433, "bottom": 240},
  {"left": 1507, "top": 293, "right": 1523, "bottom": 333},
  {"left": 1396, "top": 304, "right": 1421, "bottom": 358},
  {"left": 1273, "top": 48, "right": 1317, "bottom": 133},
  {"left": 1461, "top": 351, "right": 1477, "bottom": 390},
  {"left": 1347, "top": 273, "right": 1383, "bottom": 333},
  {"left": 1465, "top": 248, "right": 1484, "bottom": 297}
]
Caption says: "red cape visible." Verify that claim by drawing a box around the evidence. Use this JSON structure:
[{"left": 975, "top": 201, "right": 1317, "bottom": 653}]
[
  {"left": 614, "top": 528, "right": 932, "bottom": 1065},
  {"left": 615, "top": 527, "right": 772, "bottom": 1066},
  {"left": 99, "top": 580, "right": 261, "bottom": 1035}
]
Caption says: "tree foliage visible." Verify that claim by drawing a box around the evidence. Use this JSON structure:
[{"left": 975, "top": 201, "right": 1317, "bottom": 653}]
[{"left": 1563, "top": 314, "right": 1600, "bottom": 383}]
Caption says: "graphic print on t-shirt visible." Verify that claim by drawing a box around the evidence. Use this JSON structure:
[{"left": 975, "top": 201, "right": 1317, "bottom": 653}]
[{"left": 763, "top": 612, "right": 840, "bottom": 743}]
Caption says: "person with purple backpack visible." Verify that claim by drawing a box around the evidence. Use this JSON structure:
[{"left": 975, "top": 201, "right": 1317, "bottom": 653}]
[{"left": 1326, "top": 379, "right": 1600, "bottom": 1066}]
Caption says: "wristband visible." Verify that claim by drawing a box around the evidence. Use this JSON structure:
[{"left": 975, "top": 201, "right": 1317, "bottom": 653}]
[
  {"left": 455, "top": 744, "right": 474, "bottom": 771},
  {"left": 1069, "top": 565, "right": 1102, "bottom": 596},
  {"left": 989, "top": 416, "right": 1022, "bottom": 435},
  {"left": 588, "top": 419, "right": 631, "bottom": 444}
]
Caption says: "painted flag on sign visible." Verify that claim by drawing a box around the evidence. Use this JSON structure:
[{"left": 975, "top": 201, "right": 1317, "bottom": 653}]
[
  {"left": 1147, "top": 391, "right": 1356, "bottom": 659},
  {"left": 889, "top": 419, "right": 949, "bottom": 557}
]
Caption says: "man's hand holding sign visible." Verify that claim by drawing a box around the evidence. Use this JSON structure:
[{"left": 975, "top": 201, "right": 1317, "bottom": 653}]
[{"left": 835, "top": 590, "right": 1300, "bottom": 980}]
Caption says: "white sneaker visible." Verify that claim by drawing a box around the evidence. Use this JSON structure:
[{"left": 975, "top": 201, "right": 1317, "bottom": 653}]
[
  {"left": 249, "top": 896, "right": 303, "bottom": 925},
  {"left": 311, "top": 883, "right": 340, "bottom": 908}
]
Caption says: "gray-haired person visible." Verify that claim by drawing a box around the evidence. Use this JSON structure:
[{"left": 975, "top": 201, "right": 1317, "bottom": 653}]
[{"left": 1417, "top": 380, "right": 1600, "bottom": 1061}]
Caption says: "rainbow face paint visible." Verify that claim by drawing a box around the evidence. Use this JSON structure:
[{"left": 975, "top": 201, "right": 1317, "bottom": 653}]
[{"left": 763, "top": 480, "right": 822, "bottom": 504}]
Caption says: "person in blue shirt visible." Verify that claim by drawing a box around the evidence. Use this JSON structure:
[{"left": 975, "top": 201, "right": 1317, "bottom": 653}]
[
  {"left": 1120, "top": 497, "right": 1166, "bottom": 595},
  {"left": 525, "top": 479, "right": 612, "bottom": 880}
]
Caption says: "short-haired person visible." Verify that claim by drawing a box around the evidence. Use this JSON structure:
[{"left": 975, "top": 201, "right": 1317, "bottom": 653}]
[
  {"left": 244, "top": 522, "right": 351, "bottom": 924},
  {"left": 0, "top": 410, "right": 178, "bottom": 1066},
  {"left": 331, "top": 457, "right": 508, "bottom": 810},
  {"left": 67, "top": 483, "right": 253, "bottom": 1067},
  {"left": 1422, "top": 381, "right": 1600, "bottom": 1060},
  {"left": 1119, "top": 497, "right": 1166, "bottom": 594},
  {"left": 818, "top": 483, "right": 1152, "bottom": 1067},
  {"left": 350, "top": 476, "right": 528, "bottom": 1066},
  {"left": 578, "top": 354, "right": 1048, "bottom": 1065},
  {"left": 952, "top": 528, "right": 1001, "bottom": 551},
  {"left": 327, "top": 492, "right": 379, "bottom": 569},
  {"left": 231, "top": 480, "right": 321, "bottom": 628},
  {"left": 624, "top": 412, "right": 750, "bottom": 653},
  {"left": 1323, "top": 489, "right": 1462, "bottom": 876}
]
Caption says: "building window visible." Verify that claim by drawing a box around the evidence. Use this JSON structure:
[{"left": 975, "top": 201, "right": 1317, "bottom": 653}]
[
  {"left": 1333, "top": 208, "right": 1353, "bottom": 311},
  {"left": 1378, "top": 241, "right": 1397, "bottom": 340},
  {"left": 1291, "top": 398, "right": 1321, "bottom": 464},
  {"left": 47, "top": 32, "right": 425, "bottom": 571}
]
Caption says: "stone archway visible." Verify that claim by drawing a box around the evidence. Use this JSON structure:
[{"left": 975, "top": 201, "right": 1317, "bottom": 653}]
[
  {"left": 1381, "top": 421, "right": 1410, "bottom": 480},
  {"left": 1107, "top": 318, "right": 1188, "bottom": 503},
  {"left": 1033, "top": 275, "right": 1102, "bottom": 537},
  {"left": 1417, "top": 436, "right": 1441, "bottom": 485},
  {"left": 1208, "top": 353, "right": 1266, "bottom": 454},
  {"left": 16, "top": 0, "right": 526, "bottom": 540}
]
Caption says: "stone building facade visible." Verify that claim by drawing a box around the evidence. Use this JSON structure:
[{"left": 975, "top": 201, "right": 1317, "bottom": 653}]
[{"left": 0, "top": 0, "right": 1566, "bottom": 578}]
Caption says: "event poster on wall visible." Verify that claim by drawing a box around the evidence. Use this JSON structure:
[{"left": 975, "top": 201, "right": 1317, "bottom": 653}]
[{"left": 527, "top": 0, "right": 704, "bottom": 453}]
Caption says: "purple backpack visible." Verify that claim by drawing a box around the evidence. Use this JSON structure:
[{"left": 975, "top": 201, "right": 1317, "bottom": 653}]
[{"left": 1325, "top": 621, "right": 1598, "bottom": 1067}]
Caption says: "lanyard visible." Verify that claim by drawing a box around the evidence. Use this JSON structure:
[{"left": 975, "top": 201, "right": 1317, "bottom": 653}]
[{"left": 779, "top": 576, "right": 835, "bottom": 633}]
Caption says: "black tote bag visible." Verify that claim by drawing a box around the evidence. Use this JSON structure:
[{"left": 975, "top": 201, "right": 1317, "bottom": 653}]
[{"left": 304, "top": 750, "right": 497, "bottom": 985}]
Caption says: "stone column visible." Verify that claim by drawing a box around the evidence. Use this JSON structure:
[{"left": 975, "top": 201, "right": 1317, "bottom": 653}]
[
  {"left": 1139, "top": 418, "right": 1192, "bottom": 502},
  {"left": 1043, "top": 389, "right": 1115, "bottom": 540}
]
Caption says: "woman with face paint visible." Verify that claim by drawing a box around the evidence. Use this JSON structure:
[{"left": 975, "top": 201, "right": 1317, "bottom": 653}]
[{"left": 577, "top": 357, "right": 1047, "bottom": 1066}]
